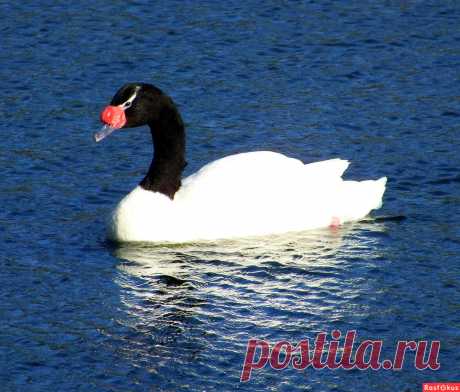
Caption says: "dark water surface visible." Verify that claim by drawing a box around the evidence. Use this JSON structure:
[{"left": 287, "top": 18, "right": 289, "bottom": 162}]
[{"left": 1, "top": 1, "right": 459, "bottom": 391}]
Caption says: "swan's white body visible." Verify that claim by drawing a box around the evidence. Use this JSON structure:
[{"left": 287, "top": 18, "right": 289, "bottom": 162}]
[{"left": 108, "top": 151, "right": 387, "bottom": 243}]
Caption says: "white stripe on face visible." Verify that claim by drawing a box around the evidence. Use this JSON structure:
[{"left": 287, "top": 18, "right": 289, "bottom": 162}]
[{"left": 119, "top": 86, "right": 140, "bottom": 110}]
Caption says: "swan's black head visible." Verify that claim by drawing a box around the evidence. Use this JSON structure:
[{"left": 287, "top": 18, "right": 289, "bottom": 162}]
[
  {"left": 95, "top": 83, "right": 175, "bottom": 142},
  {"left": 94, "top": 82, "right": 187, "bottom": 199},
  {"left": 110, "top": 83, "right": 169, "bottom": 127}
]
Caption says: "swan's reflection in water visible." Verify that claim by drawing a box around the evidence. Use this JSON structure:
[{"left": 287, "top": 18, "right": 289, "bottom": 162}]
[{"left": 109, "top": 222, "right": 389, "bottom": 377}]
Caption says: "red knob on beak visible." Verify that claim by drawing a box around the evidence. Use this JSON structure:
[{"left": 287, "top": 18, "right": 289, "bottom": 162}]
[{"left": 100, "top": 105, "right": 127, "bottom": 129}]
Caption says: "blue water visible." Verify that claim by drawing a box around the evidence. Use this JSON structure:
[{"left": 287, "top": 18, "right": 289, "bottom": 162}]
[{"left": 1, "top": 1, "right": 459, "bottom": 391}]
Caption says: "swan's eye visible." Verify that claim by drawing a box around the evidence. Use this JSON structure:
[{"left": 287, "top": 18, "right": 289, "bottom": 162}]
[{"left": 119, "top": 86, "right": 140, "bottom": 110}]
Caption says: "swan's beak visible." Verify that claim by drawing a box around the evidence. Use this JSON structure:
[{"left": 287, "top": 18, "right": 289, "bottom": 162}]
[
  {"left": 94, "top": 124, "right": 117, "bottom": 142},
  {"left": 94, "top": 105, "right": 127, "bottom": 142}
]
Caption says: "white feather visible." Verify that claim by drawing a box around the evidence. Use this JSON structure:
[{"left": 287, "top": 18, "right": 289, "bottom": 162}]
[{"left": 108, "top": 151, "right": 387, "bottom": 243}]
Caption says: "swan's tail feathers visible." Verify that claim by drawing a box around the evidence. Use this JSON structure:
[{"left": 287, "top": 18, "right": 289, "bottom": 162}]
[
  {"left": 338, "top": 176, "right": 387, "bottom": 222},
  {"left": 374, "top": 176, "right": 387, "bottom": 209},
  {"left": 304, "top": 158, "right": 350, "bottom": 179},
  {"left": 356, "top": 176, "right": 387, "bottom": 211}
]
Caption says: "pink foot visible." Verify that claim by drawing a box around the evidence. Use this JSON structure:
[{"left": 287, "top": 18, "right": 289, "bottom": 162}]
[{"left": 329, "top": 216, "right": 341, "bottom": 228}]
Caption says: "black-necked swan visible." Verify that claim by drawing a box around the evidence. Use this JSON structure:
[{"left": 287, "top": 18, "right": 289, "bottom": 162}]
[{"left": 94, "top": 82, "right": 387, "bottom": 243}]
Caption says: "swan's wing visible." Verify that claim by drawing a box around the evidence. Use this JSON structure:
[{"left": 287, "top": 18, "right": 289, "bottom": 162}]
[
  {"left": 180, "top": 151, "right": 301, "bottom": 192},
  {"left": 174, "top": 152, "right": 386, "bottom": 238},
  {"left": 182, "top": 152, "right": 348, "bottom": 188},
  {"left": 303, "top": 158, "right": 350, "bottom": 179},
  {"left": 177, "top": 152, "right": 349, "bottom": 208}
]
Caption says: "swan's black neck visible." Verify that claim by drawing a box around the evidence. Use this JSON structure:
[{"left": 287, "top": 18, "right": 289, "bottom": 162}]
[{"left": 139, "top": 103, "right": 186, "bottom": 199}]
